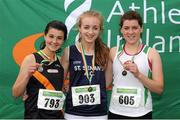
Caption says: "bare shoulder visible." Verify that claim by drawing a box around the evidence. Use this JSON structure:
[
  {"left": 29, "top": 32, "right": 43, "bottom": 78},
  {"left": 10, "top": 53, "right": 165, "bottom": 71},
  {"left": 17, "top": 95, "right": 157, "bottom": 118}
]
[
  {"left": 110, "top": 46, "right": 117, "bottom": 52},
  {"left": 63, "top": 46, "right": 69, "bottom": 55},
  {"left": 61, "top": 46, "right": 70, "bottom": 63},
  {"left": 149, "top": 47, "right": 160, "bottom": 56},
  {"left": 148, "top": 47, "right": 161, "bottom": 62},
  {"left": 24, "top": 54, "right": 35, "bottom": 60},
  {"left": 21, "top": 54, "right": 35, "bottom": 66},
  {"left": 110, "top": 46, "right": 118, "bottom": 60}
]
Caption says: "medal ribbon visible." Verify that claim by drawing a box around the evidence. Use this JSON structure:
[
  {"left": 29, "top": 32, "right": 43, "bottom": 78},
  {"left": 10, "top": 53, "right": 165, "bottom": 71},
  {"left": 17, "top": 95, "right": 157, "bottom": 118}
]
[
  {"left": 38, "top": 50, "right": 50, "bottom": 59},
  {"left": 117, "top": 44, "right": 124, "bottom": 66},
  {"left": 80, "top": 43, "right": 95, "bottom": 84},
  {"left": 118, "top": 41, "right": 141, "bottom": 64},
  {"left": 38, "top": 50, "right": 57, "bottom": 65}
]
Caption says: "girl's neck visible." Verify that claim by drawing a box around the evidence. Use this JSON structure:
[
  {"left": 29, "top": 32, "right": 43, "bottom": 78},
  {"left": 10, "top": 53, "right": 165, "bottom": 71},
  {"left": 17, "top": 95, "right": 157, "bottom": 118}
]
[
  {"left": 124, "top": 42, "right": 141, "bottom": 55},
  {"left": 41, "top": 48, "right": 56, "bottom": 61},
  {"left": 79, "top": 41, "right": 95, "bottom": 55}
]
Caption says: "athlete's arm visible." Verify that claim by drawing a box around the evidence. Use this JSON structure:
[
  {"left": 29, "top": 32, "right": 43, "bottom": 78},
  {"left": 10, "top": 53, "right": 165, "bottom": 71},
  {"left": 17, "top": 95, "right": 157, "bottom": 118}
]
[
  {"left": 12, "top": 54, "right": 38, "bottom": 97},
  {"left": 61, "top": 47, "right": 70, "bottom": 92},
  {"left": 126, "top": 48, "right": 164, "bottom": 94},
  {"left": 105, "top": 47, "right": 117, "bottom": 88}
]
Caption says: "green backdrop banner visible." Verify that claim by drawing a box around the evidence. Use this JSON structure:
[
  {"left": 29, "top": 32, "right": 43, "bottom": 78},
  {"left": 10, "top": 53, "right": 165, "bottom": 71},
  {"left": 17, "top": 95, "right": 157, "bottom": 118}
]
[{"left": 0, "top": 0, "right": 179, "bottom": 118}]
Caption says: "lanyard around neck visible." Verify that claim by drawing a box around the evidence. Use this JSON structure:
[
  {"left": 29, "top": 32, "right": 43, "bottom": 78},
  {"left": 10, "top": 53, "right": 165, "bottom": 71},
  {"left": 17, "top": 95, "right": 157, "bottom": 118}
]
[
  {"left": 39, "top": 50, "right": 50, "bottom": 60},
  {"left": 118, "top": 42, "right": 141, "bottom": 63},
  {"left": 80, "top": 43, "right": 95, "bottom": 84},
  {"left": 38, "top": 50, "right": 57, "bottom": 65}
]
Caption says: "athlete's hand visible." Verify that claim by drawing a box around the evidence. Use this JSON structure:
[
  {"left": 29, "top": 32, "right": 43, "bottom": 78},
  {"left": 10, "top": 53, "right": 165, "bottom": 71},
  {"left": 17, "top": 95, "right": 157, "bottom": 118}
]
[
  {"left": 124, "top": 60, "right": 140, "bottom": 77},
  {"left": 22, "top": 91, "right": 28, "bottom": 101},
  {"left": 26, "top": 63, "right": 40, "bottom": 76},
  {"left": 62, "top": 82, "right": 69, "bottom": 93}
]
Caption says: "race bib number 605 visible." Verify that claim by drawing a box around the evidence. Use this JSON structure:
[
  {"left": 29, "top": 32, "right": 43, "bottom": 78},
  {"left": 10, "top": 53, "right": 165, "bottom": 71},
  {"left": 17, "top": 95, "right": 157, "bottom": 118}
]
[{"left": 114, "top": 87, "right": 141, "bottom": 108}]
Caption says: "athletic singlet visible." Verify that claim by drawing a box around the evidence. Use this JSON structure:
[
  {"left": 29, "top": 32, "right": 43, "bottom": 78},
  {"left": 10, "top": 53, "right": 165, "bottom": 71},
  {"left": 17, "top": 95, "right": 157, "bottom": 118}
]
[
  {"left": 65, "top": 45, "right": 107, "bottom": 116},
  {"left": 24, "top": 52, "right": 64, "bottom": 119},
  {"left": 109, "top": 44, "right": 152, "bottom": 117}
]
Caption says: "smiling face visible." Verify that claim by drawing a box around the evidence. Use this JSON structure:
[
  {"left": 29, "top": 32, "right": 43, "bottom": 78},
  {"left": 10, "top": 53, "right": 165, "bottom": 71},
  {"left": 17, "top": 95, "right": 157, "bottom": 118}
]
[
  {"left": 79, "top": 16, "right": 101, "bottom": 44},
  {"left": 44, "top": 28, "right": 65, "bottom": 52},
  {"left": 121, "top": 19, "right": 143, "bottom": 45}
]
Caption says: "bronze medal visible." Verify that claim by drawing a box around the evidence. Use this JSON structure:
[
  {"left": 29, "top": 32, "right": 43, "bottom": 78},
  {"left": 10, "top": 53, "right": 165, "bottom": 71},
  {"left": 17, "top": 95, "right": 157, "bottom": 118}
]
[
  {"left": 122, "top": 70, "right": 127, "bottom": 76},
  {"left": 88, "top": 87, "right": 93, "bottom": 92}
]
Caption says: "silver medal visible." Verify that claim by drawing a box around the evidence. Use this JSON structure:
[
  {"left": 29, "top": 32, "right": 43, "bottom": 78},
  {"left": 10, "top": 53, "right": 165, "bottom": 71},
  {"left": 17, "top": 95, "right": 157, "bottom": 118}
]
[{"left": 38, "top": 66, "right": 43, "bottom": 72}]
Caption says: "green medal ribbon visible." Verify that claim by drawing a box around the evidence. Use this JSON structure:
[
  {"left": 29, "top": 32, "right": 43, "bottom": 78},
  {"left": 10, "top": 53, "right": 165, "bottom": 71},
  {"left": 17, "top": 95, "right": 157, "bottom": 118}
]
[
  {"left": 80, "top": 43, "right": 95, "bottom": 84},
  {"left": 37, "top": 50, "right": 57, "bottom": 65}
]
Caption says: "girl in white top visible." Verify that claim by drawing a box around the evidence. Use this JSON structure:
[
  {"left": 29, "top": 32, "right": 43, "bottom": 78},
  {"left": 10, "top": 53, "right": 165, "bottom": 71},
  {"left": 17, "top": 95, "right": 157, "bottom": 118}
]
[{"left": 106, "top": 10, "right": 164, "bottom": 119}]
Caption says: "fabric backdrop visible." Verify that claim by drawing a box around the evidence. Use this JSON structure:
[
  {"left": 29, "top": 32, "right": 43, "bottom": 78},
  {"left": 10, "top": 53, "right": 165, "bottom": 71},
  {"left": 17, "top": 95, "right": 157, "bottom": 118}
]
[{"left": 0, "top": 0, "right": 179, "bottom": 118}]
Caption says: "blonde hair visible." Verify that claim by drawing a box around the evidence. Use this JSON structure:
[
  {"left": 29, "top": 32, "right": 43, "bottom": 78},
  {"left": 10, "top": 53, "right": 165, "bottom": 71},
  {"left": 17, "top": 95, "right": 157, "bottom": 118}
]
[
  {"left": 77, "top": 10, "right": 104, "bottom": 32},
  {"left": 77, "top": 10, "right": 109, "bottom": 69}
]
